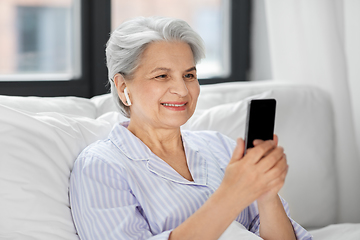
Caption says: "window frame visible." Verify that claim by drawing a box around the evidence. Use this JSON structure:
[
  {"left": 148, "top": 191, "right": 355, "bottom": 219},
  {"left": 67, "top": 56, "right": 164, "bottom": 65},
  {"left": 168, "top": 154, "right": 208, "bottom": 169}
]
[
  {"left": 0, "top": 0, "right": 250, "bottom": 97},
  {"left": 199, "top": 0, "right": 251, "bottom": 85}
]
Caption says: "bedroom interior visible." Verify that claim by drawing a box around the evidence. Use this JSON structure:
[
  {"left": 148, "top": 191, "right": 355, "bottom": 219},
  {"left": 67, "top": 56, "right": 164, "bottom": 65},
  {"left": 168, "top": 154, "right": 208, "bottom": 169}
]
[{"left": 0, "top": 0, "right": 359, "bottom": 239}]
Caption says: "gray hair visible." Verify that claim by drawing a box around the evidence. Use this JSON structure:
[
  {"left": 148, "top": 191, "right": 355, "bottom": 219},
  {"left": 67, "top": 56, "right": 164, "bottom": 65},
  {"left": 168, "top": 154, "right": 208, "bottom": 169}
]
[{"left": 105, "top": 16, "right": 206, "bottom": 118}]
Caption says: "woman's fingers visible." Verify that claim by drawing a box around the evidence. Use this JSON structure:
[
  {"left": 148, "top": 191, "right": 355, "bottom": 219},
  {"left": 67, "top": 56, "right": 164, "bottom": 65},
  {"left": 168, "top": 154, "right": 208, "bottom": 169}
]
[
  {"left": 253, "top": 134, "right": 278, "bottom": 147},
  {"left": 245, "top": 140, "right": 276, "bottom": 164},
  {"left": 228, "top": 138, "right": 245, "bottom": 164},
  {"left": 273, "top": 134, "right": 278, "bottom": 146},
  {"left": 223, "top": 136, "right": 288, "bottom": 204},
  {"left": 257, "top": 146, "right": 285, "bottom": 173},
  {"left": 266, "top": 154, "right": 288, "bottom": 179},
  {"left": 263, "top": 157, "right": 289, "bottom": 194},
  {"left": 246, "top": 140, "right": 288, "bottom": 196}
]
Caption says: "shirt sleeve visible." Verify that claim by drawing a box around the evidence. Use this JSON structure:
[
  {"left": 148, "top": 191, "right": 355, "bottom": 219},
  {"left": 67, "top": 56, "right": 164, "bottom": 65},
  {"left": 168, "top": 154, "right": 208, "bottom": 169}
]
[
  {"left": 247, "top": 196, "right": 313, "bottom": 240},
  {"left": 69, "top": 154, "right": 172, "bottom": 240}
]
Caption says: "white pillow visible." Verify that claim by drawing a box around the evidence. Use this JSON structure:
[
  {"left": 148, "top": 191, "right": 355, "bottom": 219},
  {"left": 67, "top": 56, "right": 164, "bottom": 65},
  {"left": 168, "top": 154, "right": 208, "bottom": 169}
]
[
  {"left": 183, "top": 87, "right": 337, "bottom": 228},
  {"left": 0, "top": 105, "right": 122, "bottom": 240},
  {"left": 196, "top": 81, "right": 278, "bottom": 110},
  {"left": 0, "top": 95, "right": 96, "bottom": 118},
  {"left": 183, "top": 91, "right": 272, "bottom": 140},
  {"left": 91, "top": 94, "right": 120, "bottom": 118}
]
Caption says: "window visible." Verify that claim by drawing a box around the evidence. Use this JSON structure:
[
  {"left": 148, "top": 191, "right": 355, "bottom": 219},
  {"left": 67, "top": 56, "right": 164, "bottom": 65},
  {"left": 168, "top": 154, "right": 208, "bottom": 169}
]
[
  {"left": 0, "top": 0, "right": 81, "bottom": 81},
  {"left": 110, "top": 0, "right": 250, "bottom": 85},
  {"left": 0, "top": 0, "right": 250, "bottom": 97}
]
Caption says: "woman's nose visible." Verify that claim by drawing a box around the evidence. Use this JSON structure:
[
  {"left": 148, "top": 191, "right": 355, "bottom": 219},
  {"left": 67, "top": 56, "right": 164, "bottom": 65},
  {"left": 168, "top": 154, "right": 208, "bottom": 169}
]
[{"left": 169, "top": 76, "right": 188, "bottom": 97}]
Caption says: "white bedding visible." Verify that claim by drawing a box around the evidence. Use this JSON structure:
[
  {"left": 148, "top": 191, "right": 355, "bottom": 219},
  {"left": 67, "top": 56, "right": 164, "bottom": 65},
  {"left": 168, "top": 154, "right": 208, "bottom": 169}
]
[
  {"left": 219, "top": 222, "right": 360, "bottom": 240},
  {"left": 309, "top": 223, "right": 360, "bottom": 240},
  {"left": 219, "top": 221, "right": 262, "bottom": 240}
]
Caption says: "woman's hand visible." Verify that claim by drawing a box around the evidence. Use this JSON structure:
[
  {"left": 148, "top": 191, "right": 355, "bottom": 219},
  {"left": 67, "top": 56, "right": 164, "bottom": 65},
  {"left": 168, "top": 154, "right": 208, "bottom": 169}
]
[
  {"left": 170, "top": 135, "right": 293, "bottom": 240},
  {"left": 220, "top": 135, "right": 288, "bottom": 213},
  {"left": 253, "top": 135, "right": 288, "bottom": 203},
  {"left": 219, "top": 135, "right": 295, "bottom": 240}
]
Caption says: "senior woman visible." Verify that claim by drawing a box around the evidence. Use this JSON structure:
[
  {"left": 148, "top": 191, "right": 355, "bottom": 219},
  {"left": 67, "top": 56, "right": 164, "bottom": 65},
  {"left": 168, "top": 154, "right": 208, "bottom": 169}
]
[{"left": 69, "top": 16, "right": 312, "bottom": 240}]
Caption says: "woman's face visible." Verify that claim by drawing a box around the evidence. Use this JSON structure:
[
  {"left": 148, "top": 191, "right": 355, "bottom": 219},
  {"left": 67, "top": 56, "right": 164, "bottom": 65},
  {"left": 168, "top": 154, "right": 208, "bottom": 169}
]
[{"left": 126, "top": 41, "right": 200, "bottom": 130}]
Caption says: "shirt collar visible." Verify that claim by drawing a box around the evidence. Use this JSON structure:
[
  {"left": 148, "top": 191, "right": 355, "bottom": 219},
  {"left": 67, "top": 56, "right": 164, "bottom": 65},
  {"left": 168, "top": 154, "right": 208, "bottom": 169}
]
[
  {"left": 109, "top": 122, "right": 201, "bottom": 160},
  {"left": 109, "top": 122, "right": 153, "bottom": 161},
  {"left": 109, "top": 122, "right": 207, "bottom": 185}
]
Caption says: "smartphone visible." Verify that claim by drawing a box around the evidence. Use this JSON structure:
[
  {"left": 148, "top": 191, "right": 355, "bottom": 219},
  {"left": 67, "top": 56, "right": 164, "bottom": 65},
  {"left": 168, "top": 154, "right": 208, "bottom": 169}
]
[{"left": 244, "top": 99, "right": 276, "bottom": 154}]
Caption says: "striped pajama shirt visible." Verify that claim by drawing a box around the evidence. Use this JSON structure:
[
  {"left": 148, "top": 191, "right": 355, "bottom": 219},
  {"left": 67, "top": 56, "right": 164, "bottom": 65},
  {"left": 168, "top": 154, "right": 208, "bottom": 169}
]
[{"left": 69, "top": 122, "right": 312, "bottom": 240}]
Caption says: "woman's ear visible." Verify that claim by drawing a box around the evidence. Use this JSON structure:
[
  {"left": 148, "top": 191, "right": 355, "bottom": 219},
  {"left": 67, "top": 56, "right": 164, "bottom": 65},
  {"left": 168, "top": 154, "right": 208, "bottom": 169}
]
[{"left": 113, "top": 73, "right": 131, "bottom": 106}]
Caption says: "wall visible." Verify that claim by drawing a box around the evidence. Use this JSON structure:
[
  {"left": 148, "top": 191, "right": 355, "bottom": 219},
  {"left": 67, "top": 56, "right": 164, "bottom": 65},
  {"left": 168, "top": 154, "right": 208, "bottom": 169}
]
[{"left": 344, "top": 0, "right": 360, "bottom": 157}]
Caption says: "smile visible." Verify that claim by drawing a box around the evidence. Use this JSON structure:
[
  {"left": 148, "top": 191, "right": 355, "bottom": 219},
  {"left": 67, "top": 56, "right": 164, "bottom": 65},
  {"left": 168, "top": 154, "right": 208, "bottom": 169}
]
[{"left": 161, "top": 103, "right": 186, "bottom": 107}]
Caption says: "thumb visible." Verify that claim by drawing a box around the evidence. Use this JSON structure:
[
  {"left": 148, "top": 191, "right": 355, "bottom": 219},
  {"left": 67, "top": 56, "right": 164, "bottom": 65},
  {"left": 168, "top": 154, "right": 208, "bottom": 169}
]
[{"left": 229, "top": 138, "right": 245, "bottom": 164}]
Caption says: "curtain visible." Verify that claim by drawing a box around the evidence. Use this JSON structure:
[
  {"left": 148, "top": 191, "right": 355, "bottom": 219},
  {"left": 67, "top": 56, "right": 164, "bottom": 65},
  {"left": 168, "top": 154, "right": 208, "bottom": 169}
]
[{"left": 252, "top": 0, "right": 360, "bottom": 223}]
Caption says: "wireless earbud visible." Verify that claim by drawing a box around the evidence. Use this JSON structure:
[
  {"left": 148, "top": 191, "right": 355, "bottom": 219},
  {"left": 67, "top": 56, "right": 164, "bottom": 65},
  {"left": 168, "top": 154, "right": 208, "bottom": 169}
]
[{"left": 124, "top": 87, "right": 132, "bottom": 106}]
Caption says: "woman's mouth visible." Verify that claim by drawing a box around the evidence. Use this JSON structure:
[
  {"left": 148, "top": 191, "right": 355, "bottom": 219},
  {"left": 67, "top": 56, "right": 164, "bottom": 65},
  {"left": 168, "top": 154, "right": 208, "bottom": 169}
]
[
  {"left": 161, "top": 102, "right": 187, "bottom": 111},
  {"left": 161, "top": 103, "right": 186, "bottom": 107}
]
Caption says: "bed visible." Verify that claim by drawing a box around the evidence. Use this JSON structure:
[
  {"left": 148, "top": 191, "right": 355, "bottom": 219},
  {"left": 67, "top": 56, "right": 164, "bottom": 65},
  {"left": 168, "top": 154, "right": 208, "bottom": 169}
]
[{"left": 1, "top": 81, "right": 359, "bottom": 239}]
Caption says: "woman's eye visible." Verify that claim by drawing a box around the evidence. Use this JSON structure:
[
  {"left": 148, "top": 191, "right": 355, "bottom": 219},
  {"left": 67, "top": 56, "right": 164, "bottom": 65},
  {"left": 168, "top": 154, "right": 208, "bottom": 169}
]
[
  {"left": 184, "top": 74, "right": 196, "bottom": 79},
  {"left": 155, "top": 74, "right": 168, "bottom": 79}
]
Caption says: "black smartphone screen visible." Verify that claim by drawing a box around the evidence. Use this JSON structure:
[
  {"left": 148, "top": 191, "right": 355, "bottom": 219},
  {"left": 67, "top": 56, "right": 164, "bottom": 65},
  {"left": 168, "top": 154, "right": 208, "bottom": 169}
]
[{"left": 244, "top": 99, "right": 276, "bottom": 153}]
